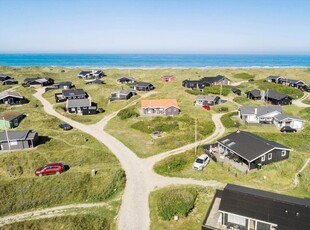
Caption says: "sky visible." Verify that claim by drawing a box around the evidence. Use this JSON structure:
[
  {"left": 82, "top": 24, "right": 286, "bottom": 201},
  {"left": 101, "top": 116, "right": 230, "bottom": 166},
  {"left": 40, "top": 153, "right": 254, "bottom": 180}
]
[{"left": 0, "top": 0, "right": 310, "bottom": 54}]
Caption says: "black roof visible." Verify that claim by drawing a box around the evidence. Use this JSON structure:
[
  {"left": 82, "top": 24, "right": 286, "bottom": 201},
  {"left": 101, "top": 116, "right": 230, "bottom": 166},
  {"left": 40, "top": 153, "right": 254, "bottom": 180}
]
[
  {"left": 219, "top": 184, "right": 310, "bottom": 230},
  {"left": 133, "top": 82, "right": 153, "bottom": 87},
  {"left": 267, "top": 90, "right": 291, "bottom": 100},
  {"left": 217, "top": 131, "right": 290, "bottom": 162},
  {"left": 62, "top": 89, "right": 86, "bottom": 97},
  {"left": 201, "top": 75, "right": 227, "bottom": 83},
  {"left": 232, "top": 88, "right": 241, "bottom": 93},
  {"left": 247, "top": 89, "right": 261, "bottom": 97}
]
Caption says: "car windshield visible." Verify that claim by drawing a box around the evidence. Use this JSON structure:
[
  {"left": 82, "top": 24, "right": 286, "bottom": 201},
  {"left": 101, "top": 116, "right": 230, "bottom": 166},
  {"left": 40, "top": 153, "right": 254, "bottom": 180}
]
[{"left": 195, "top": 159, "right": 204, "bottom": 164}]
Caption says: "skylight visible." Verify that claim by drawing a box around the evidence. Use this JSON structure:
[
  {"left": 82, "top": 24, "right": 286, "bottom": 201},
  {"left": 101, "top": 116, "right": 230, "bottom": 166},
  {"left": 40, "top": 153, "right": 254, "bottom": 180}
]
[
  {"left": 222, "top": 139, "right": 230, "bottom": 143},
  {"left": 227, "top": 142, "right": 236, "bottom": 147}
]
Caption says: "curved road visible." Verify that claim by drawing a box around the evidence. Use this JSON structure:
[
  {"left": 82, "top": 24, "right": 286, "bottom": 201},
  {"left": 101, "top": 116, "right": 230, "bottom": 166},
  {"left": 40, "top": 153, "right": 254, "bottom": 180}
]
[{"left": 2, "top": 88, "right": 225, "bottom": 230}]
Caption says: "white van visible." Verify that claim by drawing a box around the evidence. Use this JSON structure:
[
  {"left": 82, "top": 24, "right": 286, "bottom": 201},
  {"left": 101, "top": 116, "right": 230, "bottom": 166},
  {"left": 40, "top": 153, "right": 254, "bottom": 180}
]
[{"left": 193, "top": 154, "right": 210, "bottom": 170}]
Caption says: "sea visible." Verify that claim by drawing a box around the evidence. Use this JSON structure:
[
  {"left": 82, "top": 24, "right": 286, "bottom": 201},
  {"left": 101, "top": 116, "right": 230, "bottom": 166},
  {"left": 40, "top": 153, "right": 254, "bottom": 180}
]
[{"left": 0, "top": 54, "right": 310, "bottom": 68}]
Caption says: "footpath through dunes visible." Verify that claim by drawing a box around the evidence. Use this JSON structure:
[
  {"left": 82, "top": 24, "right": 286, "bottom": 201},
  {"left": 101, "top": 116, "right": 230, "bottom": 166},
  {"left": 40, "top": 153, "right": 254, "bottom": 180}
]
[
  {"left": 0, "top": 201, "right": 115, "bottom": 228},
  {"left": 31, "top": 88, "right": 225, "bottom": 230},
  {"left": 293, "top": 93, "right": 310, "bottom": 107}
]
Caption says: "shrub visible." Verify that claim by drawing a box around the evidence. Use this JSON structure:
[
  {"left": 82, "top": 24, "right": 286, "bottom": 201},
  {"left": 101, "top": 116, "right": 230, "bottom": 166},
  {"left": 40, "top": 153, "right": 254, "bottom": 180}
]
[
  {"left": 131, "top": 117, "right": 180, "bottom": 134},
  {"left": 221, "top": 112, "right": 238, "bottom": 128},
  {"left": 233, "top": 73, "right": 255, "bottom": 80},
  {"left": 215, "top": 106, "right": 229, "bottom": 113},
  {"left": 156, "top": 188, "right": 198, "bottom": 220},
  {"left": 203, "top": 85, "right": 232, "bottom": 96},
  {"left": 185, "top": 89, "right": 202, "bottom": 96},
  {"left": 117, "top": 107, "right": 139, "bottom": 120}
]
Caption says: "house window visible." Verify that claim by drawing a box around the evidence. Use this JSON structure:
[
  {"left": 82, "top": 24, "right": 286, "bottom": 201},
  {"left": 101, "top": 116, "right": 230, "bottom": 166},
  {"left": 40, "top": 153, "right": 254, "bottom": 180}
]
[
  {"left": 10, "top": 141, "right": 18, "bottom": 146},
  {"left": 281, "top": 150, "right": 286, "bottom": 157},
  {"left": 261, "top": 155, "right": 265, "bottom": 162},
  {"left": 268, "top": 153, "right": 272, "bottom": 160}
]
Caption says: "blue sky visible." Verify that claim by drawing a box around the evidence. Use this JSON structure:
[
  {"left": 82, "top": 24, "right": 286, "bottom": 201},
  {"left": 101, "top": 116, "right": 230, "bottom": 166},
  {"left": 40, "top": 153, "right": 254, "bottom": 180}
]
[{"left": 0, "top": 0, "right": 309, "bottom": 54}]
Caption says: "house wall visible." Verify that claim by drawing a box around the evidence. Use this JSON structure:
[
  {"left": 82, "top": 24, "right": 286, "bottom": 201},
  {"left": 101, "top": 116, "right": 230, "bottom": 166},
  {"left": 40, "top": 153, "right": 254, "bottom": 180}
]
[
  {"left": 253, "top": 149, "right": 290, "bottom": 168},
  {"left": 275, "top": 119, "right": 303, "bottom": 129},
  {"left": 0, "top": 139, "right": 35, "bottom": 151},
  {"left": 165, "top": 106, "right": 180, "bottom": 116},
  {"left": 0, "top": 97, "right": 23, "bottom": 105},
  {"left": 267, "top": 97, "right": 292, "bottom": 105}
]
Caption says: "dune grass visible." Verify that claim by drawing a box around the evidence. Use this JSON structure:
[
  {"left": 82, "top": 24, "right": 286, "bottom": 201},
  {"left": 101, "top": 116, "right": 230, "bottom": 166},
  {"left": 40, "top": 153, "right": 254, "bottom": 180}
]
[
  {"left": 149, "top": 186, "right": 216, "bottom": 230},
  {"left": 0, "top": 87, "right": 125, "bottom": 216}
]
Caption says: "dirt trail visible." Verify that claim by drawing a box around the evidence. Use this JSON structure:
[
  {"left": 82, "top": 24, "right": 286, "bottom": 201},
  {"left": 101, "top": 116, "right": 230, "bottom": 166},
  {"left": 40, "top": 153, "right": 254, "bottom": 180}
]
[
  {"left": 293, "top": 158, "right": 310, "bottom": 186},
  {"left": 293, "top": 93, "right": 310, "bottom": 107}
]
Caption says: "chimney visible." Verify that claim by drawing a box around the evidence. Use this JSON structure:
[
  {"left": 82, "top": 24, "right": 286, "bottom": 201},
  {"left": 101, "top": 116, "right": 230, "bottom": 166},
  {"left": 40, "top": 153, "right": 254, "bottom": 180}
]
[{"left": 254, "top": 108, "right": 257, "bottom": 115}]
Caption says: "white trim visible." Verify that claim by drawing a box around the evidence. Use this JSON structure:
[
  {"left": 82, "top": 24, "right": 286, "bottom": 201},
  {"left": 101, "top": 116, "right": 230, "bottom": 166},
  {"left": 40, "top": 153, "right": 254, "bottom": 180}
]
[
  {"left": 261, "top": 155, "right": 265, "bottom": 162},
  {"left": 268, "top": 153, "right": 272, "bottom": 160},
  {"left": 220, "top": 211, "right": 277, "bottom": 227},
  {"left": 281, "top": 150, "right": 286, "bottom": 157}
]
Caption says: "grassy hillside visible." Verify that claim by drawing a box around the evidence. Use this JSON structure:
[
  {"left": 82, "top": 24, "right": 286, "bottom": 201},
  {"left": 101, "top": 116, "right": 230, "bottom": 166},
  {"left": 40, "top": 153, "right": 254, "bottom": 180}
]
[{"left": 0, "top": 86, "right": 125, "bottom": 217}]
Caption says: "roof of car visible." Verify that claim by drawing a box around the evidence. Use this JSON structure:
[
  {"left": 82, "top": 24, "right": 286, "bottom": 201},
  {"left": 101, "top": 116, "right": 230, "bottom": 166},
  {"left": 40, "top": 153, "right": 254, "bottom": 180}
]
[{"left": 198, "top": 153, "right": 209, "bottom": 159}]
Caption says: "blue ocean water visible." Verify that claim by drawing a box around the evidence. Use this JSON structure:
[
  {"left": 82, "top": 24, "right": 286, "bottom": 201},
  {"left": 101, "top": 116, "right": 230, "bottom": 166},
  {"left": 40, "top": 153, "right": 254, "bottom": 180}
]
[{"left": 0, "top": 54, "right": 310, "bottom": 68}]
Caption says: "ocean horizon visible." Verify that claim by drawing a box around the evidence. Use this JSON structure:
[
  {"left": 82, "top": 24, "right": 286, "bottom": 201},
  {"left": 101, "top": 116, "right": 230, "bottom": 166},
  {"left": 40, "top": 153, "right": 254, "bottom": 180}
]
[{"left": 0, "top": 54, "right": 310, "bottom": 69}]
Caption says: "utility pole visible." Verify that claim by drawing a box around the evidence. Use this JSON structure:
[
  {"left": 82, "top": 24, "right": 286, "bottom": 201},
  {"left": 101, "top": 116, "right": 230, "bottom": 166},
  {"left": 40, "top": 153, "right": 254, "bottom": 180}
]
[
  {"left": 219, "top": 82, "right": 222, "bottom": 104},
  {"left": 3, "top": 117, "right": 11, "bottom": 152},
  {"left": 195, "top": 119, "right": 197, "bottom": 155}
]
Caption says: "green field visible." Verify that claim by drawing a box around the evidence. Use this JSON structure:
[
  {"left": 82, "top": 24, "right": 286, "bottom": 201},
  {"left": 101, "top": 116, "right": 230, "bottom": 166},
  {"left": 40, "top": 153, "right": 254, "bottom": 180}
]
[{"left": 0, "top": 86, "right": 125, "bottom": 222}]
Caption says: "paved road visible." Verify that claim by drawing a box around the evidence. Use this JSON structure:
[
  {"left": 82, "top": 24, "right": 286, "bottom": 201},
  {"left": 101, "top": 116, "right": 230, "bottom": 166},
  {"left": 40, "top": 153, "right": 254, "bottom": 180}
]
[{"left": 5, "top": 88, "right": 225, "bottom": 230}]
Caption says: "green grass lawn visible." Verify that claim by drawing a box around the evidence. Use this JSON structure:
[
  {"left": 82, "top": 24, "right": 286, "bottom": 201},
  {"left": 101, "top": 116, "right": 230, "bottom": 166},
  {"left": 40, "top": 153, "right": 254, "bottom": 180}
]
[
  {"left": 149, "top": 186, "right": 216, "bottom": 230},
  {"left": 0, "top": 87, "right": 125, "bottom": 216}
]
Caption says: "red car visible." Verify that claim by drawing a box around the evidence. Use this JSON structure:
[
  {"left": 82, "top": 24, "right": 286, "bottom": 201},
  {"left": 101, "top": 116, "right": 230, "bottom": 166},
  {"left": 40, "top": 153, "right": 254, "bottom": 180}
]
[
  {"left": 202, "top": 105, "right": 210, "bottom": 110},
  {"left": 35, "top": 163, "right": 65, "bottom": 177}
]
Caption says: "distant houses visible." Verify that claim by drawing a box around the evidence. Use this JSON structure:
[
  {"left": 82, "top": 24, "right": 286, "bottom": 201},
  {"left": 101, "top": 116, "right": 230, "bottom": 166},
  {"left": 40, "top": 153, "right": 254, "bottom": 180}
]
[
  {"left": 195, "top": 95, "right": 220, "bottom": 106},
  {"left": 160, "top": 76, "right": 176, "bottom": 82},
  {"left": 141, "top": 99, "right": 180, "bottom": 116},
  {"left": 265, "top": 90, "right": 292, "bottom": 105},
  {"left": 132, "top": 82, "right": 155, "bottom": 91},
  {"left": 0, "top": 111, "right": 24, "bottom": 129},
  {"left": 0, "top": 130, "right": 39, "bottom": 151},
  {"left": 201, "top": 184, "right": 310, "bottom": 230},
  {"left": 55, "top": 89, "right": 87, "bottom": 102},
  {"left": 66, "top": 98, "right": 96, "bottom": 115},
  {"left": 0, "top": 74, "right": 18, "bottom": 85},
  {"left": 51, "top": 81, "right": 73, "bottom": 89},
  {"left": 110, "top": 90, "right": 134, "bottom": 101},
  {"left": 77, "top": 70, "right": 105, "bottom": 79},
  {"left": 117, "top": 76, "right": 135, "bottom": 84},
  {"left": 246, "top": 89, "right": 292, "bottom": 105},
  {"left": 212, "top": 130, "right": 291, "bottom": 170},
  {"left": 266, "top": 75, "right": 308, "bottom": 90},
  {"left": 0, "top": 91, "right": 28, "bottom": 105},
  {"left": 23, "top": 77, "right": 54, "bottom": 87},
  {"left": 182, "top": 75, "right": 231, "bottom": 90}
]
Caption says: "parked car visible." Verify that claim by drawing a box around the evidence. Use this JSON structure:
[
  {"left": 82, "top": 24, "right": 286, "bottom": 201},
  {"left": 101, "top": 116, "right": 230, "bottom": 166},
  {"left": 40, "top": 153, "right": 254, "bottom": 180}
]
[
  {"left": 280, "top": 126, "right": 297, "bottom": 133},
  {"left": 35, "top": 163, "right": 65, "bottom": 176},
  {"left": 59, "top": 123, "right": 72, "bottom": 130},
  {"left": 202, "top": 105, "right": 210, "bottom": 110},
  {"left": 193, "top": 154, "right": 210, "bottom": 170}
]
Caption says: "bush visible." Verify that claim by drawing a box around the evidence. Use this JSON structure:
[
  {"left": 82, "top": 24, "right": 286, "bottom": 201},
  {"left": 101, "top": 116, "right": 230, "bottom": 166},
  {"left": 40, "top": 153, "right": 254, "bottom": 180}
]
[
  {"left": 203, "top": 85, "right": 232, "bottom": 96},
  {"left": 215, "top": 106, "right": 229, "bottom": 113},
  {"left": 185, "top": 89, "right": 202, "bottom": 96},
  {"left": 131, "top": 117, "right": 180, "bottom": 134},
  {"left": 233, "top": 73, "right": 255, "bottom": 80},
  {"left": 221, "top": 112, "right": 238, "bottom": 128},
  {"left": 117, "top": 107, "right": 139, "bottom": 120},
  {"left": 156, "top": 188, "right": 198, "bottom": 220}
]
